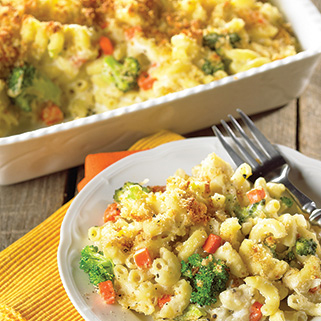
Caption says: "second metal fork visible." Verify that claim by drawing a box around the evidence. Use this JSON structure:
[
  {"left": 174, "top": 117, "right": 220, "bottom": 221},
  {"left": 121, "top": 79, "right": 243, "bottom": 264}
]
[{"left": 212, "top": 109, "right": 321, "bottom": 227}]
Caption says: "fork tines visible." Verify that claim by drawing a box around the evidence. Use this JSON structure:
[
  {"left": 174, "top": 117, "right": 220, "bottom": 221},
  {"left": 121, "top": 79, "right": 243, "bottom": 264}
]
[
  {"left": 212, "top": 110, "right": 321, "bottom": 226},
  {"left": 212, "top": 109, "right": 285, "bottom": 172}
]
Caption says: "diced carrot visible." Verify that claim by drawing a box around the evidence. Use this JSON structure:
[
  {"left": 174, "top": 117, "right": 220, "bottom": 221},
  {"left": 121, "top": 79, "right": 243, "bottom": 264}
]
[
  {"left": 41, "top": 103, "right": 64, "bottom": 126},
  {"left": 125, "top": 26, "right": 142, "bottom": 39},
  {"left": 246, "top": 187, "right": 265, "bottom": 204},
  {"left": 310, "top": 287, "right": 318, "bottom": 293},
  {"left": 71, "top": 56, "right": 87, "bottom": 68},
  {"left": 98, "top": 280, "right": 116, "bottom": 304},
  {"left": 150, "top": 185, "right": 166, "bottom": 193},
  {"left": 100, "top": 22, "right": 109, "bottom": 29},
  {"left": 104, "top": 203, "right": 121, "bottom": 222},
  {"left": 134, "top": 247, "right": 152, "bottom": 269},
  {"left": 203, "top": 234, "right": 222, "bottom": 254},
  {"left": 99, "top": 36, "right": 114, "bottom": 55},
  {"left": 137, "top": 71, "right": 157, "bottom": 90},
  {"left": 249, "top": 301, "right": 263, "bottom": 321},
  {"left": 158, "top": 294, "right": 171, "bottom": 309},
  {"left": 309, "top": 285, "right": 320, "bottom": 293}
]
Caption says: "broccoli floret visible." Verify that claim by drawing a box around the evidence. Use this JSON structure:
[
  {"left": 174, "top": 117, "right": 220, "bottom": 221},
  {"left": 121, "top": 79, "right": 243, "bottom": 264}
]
[
  {"left": 176, "top": 304, "right": 207, "bottom": 321},
  {"left": 228, "top": 33, "right": 241, "bottom": 47},
  {"left": 79, "top": 245, "right": 114, "bottom": 286},
  {"left": 202, "top": 33, "right": 222, "bottom": 51},
  {"left": 280, "top": 196, "right": 293, "bottom": 208},
  {"left": 295, "top": 237, "right": 317, "bottom": 256},
  {"left": 113, "top": 182, "right": 151, "bottom": 203},
  {"left": 283, "top": 249, "right": 295, "bottom": 262},
  {"left": 263, "top": 236, "right": 296, "bottom": 263},
  {"left": 103, "top": 56, "right": 140, "bottom": 92},
  {"left": 263, "top": 235, "right": 297, "bottom": 263},
  {"left": 181, "top": 253, "right": 229, "bottom": 306},
  {"left": 203, "top": 32, "right": 240, "bottom": 50},
  {"left": 7, "top": 63, "right": 61, "bottom": 112},
  {"left": 238, "top": 200, "right": 266, "bottom": 223},
  {"left": 226, "top": 194, "right": 265, "bottom": 224},
  {"left": 201, "top": 59, "right": 225, "bottom": 75}
]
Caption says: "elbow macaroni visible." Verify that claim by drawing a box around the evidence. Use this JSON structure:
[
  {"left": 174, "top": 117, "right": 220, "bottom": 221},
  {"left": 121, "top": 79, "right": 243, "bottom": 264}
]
[
  {"left": 82, "top": 152, "right": 321, "bottom": 320},
  {"left": 245, "top": 276, "right": 280, "bottom": 316}
]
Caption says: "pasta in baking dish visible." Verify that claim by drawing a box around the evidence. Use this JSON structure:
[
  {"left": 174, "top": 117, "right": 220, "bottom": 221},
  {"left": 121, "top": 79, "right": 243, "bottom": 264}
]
[
  {"left": 80, "top": 153, "right": 321, "bottom": 321},
  {"left": 0, "top": 0, "right": 299, "bottom": 136}
]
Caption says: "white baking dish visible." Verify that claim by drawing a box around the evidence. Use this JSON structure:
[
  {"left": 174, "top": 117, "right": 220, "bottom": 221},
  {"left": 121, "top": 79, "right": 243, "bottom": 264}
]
[{"left": 1, "top": 0, "right": 321, "bottom": 185}]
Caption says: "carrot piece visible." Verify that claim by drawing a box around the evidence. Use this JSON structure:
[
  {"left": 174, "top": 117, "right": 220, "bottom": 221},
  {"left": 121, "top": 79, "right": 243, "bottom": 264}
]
[
  {"left": 158, "top": 294, "right": 171, "bottom": 309},
  {"left": 134, "top": 247, "right": 152, "bottom": 268},
  {"left": 249, "top": 301, "right": 263, "bottom": 321},
  {"left": 41, "top": 103, "right": 64, "bottom": 126},
  {"left": 203, "top": 234, "right": 222, "bottom": 254},
  {"left": 150, "top": 185, "right": 166, "bottom": 193},
  {"left": 309, "top": 285, "right": 320, "bottom": 293},
  {"left": 99, "top": 36, "right": 114, "bottom": 55},
  {"left": 104, "top": 203, "right": 121, "bottom": 222},
  {"left": 100, "top": 22, "right": 108, "bottom": 29},
  {"left": 125, "top": 26, "right": 142, "bottom": 39},
  {"left": 246, "top": 187, "right": 265, "bottom": 204},
  {"left": 71, "top": 56, "right": 87, "bottom": 68},
  {"left": 137, "top": 71, "right": 157, "bottom": 90},
  {"left": 98, "top": 280, "right": 116, "bottom": 304}
]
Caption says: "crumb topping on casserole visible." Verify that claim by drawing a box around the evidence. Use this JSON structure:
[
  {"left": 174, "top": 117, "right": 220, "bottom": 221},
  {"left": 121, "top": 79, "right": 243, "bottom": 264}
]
[{"left": 0, "top": 0, "right": 299, "bottom": 136}]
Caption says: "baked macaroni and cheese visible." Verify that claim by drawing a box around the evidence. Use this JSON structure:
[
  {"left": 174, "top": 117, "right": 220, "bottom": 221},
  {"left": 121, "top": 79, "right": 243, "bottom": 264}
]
[
  {"left": 80, "top": 153, "right": 321, "bottom": 321},
  {"left": 0, "top": 0, "right": 299, "bottom": 136}
]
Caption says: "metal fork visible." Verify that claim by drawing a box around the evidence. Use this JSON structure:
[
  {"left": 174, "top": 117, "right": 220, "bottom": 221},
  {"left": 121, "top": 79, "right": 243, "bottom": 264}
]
[{"left": 212, "top": 109, "right": 321, "bottom": 227}]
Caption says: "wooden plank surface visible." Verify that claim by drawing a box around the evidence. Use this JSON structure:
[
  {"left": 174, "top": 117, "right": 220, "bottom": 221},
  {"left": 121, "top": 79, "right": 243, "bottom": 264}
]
[
  {"left": 300, "top": 58, "right": 321, "bottom": 159},
  {"left": 298, "top": 0, "right": 321, "bottom": 160},
  {"left": 1, "top": 0, "right": 320, "bottom": 251},
  {"left": 0, "top": 172, "right": 68, "bottom": 250}
]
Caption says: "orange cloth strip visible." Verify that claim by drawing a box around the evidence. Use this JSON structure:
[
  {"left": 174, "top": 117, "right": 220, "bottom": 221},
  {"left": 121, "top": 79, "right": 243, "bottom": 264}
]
[
  {"left": 78, "top": 130, "right": 185, "bottom": 191},
  {"left": 77, "top": 150, "right": 142, "bottom": 191},
  {"left": 0, "top": 130, "right": 184, "bottom": 321}
]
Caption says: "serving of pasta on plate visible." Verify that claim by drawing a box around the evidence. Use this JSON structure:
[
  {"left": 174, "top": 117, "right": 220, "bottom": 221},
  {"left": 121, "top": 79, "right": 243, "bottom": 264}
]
[
  {"left": 0, "top": 0, "right": 299, "bottom": 137},
  {"left": 79, "top": 152, "right": 321, "bottom": 321}
]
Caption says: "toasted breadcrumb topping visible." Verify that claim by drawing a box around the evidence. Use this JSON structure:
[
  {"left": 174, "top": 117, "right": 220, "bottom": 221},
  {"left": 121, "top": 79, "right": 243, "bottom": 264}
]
[{"left": 0, "top": 5, "right": 24, "bottom": 75}]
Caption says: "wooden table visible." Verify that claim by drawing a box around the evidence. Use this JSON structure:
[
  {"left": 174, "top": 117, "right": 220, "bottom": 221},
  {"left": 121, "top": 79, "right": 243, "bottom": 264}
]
[{"left": 1, "top": 0, "right": 321, "bottom": 251}]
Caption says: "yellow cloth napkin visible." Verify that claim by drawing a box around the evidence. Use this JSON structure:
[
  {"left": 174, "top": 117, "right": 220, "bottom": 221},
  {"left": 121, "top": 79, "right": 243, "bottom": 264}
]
[{"left": 0, "top": 130, "right": 184, "bottom": 321}]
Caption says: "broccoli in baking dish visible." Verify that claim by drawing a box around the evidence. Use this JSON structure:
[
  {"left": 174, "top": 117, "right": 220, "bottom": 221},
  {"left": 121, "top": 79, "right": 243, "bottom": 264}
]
[
  {"left": 7, "top": 63, "right": 62, "bottom": 112},
  {"left": 201, "top": 59, "right": 225, "bottom": 75},
  {"left": 202, "top": 32, "right": 241, "bottom": 51},
  {"left": 181, "top": 253, "right": 229, "bottom": 306},
  {"left": 103, "top": 56, "right": 140, "bottom": 92}
]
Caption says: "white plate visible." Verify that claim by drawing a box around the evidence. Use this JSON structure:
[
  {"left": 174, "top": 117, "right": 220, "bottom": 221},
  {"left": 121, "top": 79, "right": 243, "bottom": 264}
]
[
  {"left": 1, "top": 0, "right": 321, "bottom": 185},
  {"left": 57, "top": 137, "right": 321, "bottom": 321}
]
